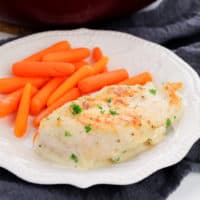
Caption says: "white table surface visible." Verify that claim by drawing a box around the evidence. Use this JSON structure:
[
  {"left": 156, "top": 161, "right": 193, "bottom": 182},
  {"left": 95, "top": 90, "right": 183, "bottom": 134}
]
[
  {"left": 168, "top": 172, "right": 200, "bottom": 200},
  {"left": 0, "top": 32, "right": 15, "bottom": 40}
]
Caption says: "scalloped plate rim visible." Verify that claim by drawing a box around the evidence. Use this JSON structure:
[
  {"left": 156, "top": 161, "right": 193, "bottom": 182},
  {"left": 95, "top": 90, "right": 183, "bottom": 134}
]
[{"left": 0, "top": 29, "right": 199, "bottom": 188}]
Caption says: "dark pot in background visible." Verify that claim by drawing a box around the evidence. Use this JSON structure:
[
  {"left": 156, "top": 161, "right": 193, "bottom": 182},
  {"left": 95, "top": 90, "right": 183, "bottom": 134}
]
[{"left": 0, "top": 0, "right": 155, "bottom": 28}]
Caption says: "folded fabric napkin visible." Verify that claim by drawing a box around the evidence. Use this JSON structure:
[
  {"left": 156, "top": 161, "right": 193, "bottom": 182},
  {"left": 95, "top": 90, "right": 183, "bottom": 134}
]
[{"left": 0, "top": 0, "right": 199, "bottom": 199}]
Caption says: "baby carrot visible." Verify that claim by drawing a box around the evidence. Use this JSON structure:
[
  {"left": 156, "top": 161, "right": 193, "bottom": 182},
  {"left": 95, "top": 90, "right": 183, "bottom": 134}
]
[
  {"left": 23, "top": 41, "right": 71, "bottom": 61},
  {"left": 0, "top": 77, "right": 48, "bottom": 94},
  {"left": 0, "top": 89, "right": 23, "bottom": 117},
  {"left": 47, "top": 65, "right": 93, "bottom": 106},
  {"left": 74, "top": 61, "right": 89, "bottom": 71},
  {"left": 12, "top": 61, "right": 75, "bottom": 77},
  {"left": 0, "top": 86, "right": 38, "bottom": 117},
  {"left": 119, "top": 72, "right": 152, "bottom": 85},
  {"left": 92, "top": 47, "right": 103, "bottom": 61},
  {"left": 91, "top": 56, "right": 108, "bottom": 75},
  {"left": 30, "top": 78, "right": 64, "bottom": 115},
  {"left": 78, "top": 69, "right": 129, "bottom": 94},
  {"left": 42, "top": 48, "right": 90, "bottom": 63},
  {"left": 34, "top": 88, "right": 80, "bottom": 127},
  {"left": 14, "top": 83, "right": 32, "bottom": 137}
]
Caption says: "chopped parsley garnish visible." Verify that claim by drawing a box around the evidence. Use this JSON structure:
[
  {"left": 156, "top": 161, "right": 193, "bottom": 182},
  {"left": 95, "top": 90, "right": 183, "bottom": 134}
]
[
  {"left": 46, "top": 117, "right": 50, "bottom": 120},
  {"left": 149, "top": 89, "right": 157, "bottom": 95},
  {"left": 98, "top": 105, "right": 105, "bottom": 114},
  {"left": 112, "top": 157, "right": 120, "bottom": 163},
  {"left": 70, "top": 103, "right": 82, "bottom": 115},
  {"left": 145, "top": 138, "right": 153, "bottom": 145},
  {"left": 85, "top": 125, "right": 92, "bottom": 133},
  {"left": 70, "top": 153, "right": 78, "bottom": 163},
  {"left": 57, "top": 116, "right": 61, "bottom": 121},
  {"left": 166, "top": 118, "right": 172, "bottom": 128},
  {"left": 64, "top": 131, "right": 72, "bottom": 136},
  {"left": 109, "top": 109, "right": 119, "bottom": 115},
  {"left": 106, "top": 98, "right": 112, "bottom": 103},
  {"left": 174, "top": 115, "right": 177, "bottom": 119}
]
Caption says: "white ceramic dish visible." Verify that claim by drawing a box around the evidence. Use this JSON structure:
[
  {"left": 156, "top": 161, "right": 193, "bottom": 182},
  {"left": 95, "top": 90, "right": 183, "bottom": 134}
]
[{"left": 0, "top": 29, "right": 199, "bottom": 188}]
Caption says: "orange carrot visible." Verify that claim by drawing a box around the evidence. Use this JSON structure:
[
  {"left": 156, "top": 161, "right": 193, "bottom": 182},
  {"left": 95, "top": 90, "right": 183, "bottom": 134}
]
[
  {"left": 0, "top": 77, "right": 48, "bottom": 94},
  {"left": 12, "top": 61, "right": 75, "bottom": 77},
  {"left": 92, "top": 47, "right": 103, "bottom": 61},
  {"left": 47, "top": 65, "right": 93, "bottom": 106},
  {"left": 103, "top": 67, "right": 108, "bottom": 72},
  {"left": 34, "top": 88, "right": 80, "bottom": 127},
  {"left": 0, "top": 89, "right": 22, "bottom": 117},
  {"left": 74, "top": 61, "right": 89, "bottom": 71},
  {"left": 119, "top": 72, "right": 152, "bottom": 85},
  {"left": 42, "top": 48, "right": 90, "bottom": 62},
  {"left": 30, "top": 78, "right": 64, "bottom": 115},
  {"left": 78, "top": 69, "right": 129, "bottom": 94},
  {"left": 30, "top": 86, "right": 39, "bottom": 96},
  {"left": 23, "top": 41, "right": 71, "bottom": 61},
  {"left": 14, "top": 83, "right": 32, "bottom": 137},
  {"left": 0, "top": 86, "right": 38, "bottom": 117},
  {"left": 91, "top": 56, "right": 108, "bottom": 75}
]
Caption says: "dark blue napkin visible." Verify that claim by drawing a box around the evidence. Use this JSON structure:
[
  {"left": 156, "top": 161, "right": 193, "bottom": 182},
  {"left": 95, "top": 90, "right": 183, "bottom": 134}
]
[{"left": 0, "top": 0, "right": 200, "bottom": 199}]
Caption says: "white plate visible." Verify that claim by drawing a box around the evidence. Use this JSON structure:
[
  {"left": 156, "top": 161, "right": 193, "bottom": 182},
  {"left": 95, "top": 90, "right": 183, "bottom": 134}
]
[{"left": 0, "top": 29, "right": 199, "bottom": 188}]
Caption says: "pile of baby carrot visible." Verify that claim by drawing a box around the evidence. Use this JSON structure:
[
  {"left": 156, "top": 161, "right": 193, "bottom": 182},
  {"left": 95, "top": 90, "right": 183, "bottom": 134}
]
[{"left": 0, "top": 40, "right": 152, "bottom": 138}]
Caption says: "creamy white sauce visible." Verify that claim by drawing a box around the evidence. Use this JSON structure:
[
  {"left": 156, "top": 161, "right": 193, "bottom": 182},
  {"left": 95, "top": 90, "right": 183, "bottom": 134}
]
[{"left": 34, "top": 82, "right": 183, "bottom": 169}]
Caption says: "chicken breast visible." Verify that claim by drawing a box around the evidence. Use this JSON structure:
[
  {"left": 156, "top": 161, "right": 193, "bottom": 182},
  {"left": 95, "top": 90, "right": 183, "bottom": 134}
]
[{"left": 34, "top": 82, "right": 183, "bottom": 169}]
